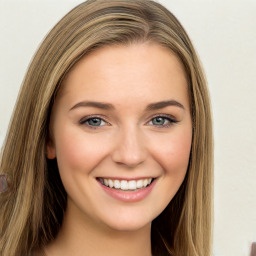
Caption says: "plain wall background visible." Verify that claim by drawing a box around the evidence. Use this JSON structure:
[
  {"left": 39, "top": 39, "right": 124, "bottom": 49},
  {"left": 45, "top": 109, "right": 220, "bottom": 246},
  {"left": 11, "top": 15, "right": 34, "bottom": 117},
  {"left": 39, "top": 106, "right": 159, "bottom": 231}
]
[{"left": 0, "top": 1, "right": 255, "bottom": 255}]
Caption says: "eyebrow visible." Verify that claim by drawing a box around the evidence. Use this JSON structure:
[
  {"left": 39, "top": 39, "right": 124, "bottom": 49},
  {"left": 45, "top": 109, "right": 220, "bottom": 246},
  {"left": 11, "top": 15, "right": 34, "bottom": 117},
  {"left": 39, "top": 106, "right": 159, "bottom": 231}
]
[
  {"left": 70, "top": 101, "right": 115, "bottom": 111},
  {"left": 145, "top": 100, "right": 184, "bottom": 111},
  {"left": 70, "top": 100, "right": 184, "bottom": 111}
]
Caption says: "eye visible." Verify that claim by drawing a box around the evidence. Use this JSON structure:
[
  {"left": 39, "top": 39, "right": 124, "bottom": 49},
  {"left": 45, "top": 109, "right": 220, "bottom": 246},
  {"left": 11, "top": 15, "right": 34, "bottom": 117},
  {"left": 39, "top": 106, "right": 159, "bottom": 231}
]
[
  {"left": 148, "top": 115, "right": 177, "bottom": 127},
  {"left": 87, "top": 118, "right": 106, "bottom": 126},
  {"left": 79, "top": 116, "right": 108, "bottom": 128}
]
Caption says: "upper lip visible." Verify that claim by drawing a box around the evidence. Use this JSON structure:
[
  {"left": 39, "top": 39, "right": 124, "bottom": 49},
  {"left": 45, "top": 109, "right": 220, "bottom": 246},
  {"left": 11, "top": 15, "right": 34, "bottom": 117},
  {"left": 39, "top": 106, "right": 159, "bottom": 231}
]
[{"left": 97, "top": 177, "right": 156, "bottom": 181}]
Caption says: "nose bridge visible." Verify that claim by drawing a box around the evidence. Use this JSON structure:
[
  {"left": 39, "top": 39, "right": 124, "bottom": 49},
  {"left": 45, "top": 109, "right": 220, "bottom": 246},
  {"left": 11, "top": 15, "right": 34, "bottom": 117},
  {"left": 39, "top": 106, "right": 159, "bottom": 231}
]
[{"left": 112, "top": 123, "right": 146, "bottom": 167}]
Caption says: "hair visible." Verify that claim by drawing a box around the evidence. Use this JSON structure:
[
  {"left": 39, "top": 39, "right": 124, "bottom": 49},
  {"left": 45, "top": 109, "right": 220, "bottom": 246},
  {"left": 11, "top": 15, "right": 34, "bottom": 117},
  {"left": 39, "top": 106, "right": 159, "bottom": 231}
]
[{"left": 0, "top": 0, "right": 213, "bottom": 255}]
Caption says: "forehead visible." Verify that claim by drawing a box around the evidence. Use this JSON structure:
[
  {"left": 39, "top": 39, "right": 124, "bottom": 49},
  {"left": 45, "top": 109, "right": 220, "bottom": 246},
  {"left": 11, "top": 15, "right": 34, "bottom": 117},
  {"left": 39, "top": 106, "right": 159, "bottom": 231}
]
[{"left": 57, "top": 43, "right": 189, "bottom": 109}]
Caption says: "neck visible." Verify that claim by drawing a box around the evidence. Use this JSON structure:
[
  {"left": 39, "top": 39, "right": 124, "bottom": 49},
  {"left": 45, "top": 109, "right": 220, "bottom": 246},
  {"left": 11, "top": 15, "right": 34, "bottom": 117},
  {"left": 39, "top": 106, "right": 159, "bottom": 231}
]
[{"left": 44, "top": 200, "right": 152, "bottom": 256}]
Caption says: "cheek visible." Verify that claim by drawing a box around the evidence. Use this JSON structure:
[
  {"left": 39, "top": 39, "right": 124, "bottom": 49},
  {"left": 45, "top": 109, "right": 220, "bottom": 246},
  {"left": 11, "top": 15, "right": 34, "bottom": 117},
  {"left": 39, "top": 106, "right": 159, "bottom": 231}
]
[
  {"left": 144, "top": 128, "right": 192, "bottom": 219},
  {"left": 53, "top": 126, "right": 111, "bottom": 175},
  {"left": 150, "top": 128, "right": 192, "bottom": 176}
]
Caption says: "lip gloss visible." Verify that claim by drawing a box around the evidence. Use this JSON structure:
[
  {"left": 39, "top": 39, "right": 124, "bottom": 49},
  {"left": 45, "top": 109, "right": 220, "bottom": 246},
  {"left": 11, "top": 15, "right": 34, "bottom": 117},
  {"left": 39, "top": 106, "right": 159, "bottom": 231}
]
[{"left": 98, "top": 179, "right": 156, "bottom": 202}]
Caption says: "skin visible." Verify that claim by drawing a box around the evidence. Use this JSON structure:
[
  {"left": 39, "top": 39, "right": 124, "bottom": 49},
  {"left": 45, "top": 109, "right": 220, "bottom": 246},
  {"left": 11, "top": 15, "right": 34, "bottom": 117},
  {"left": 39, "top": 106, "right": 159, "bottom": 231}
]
[{"left": 45, "top": 43, "right": 192, "bottom": 256}]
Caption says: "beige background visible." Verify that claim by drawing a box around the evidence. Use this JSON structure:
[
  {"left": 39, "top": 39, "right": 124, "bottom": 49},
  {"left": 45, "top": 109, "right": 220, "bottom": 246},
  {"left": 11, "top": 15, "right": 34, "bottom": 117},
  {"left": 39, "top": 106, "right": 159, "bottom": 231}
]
[{"left": 0, "top": 1, "right": 256, "bottom": 255}]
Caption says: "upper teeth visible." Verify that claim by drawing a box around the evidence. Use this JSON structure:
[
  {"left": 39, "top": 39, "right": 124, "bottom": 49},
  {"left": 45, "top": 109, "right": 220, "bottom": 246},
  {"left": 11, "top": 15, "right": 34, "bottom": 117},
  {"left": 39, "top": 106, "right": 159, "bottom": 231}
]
[{"left": 99, "top": 178, "right": 153, "bottom": 190}]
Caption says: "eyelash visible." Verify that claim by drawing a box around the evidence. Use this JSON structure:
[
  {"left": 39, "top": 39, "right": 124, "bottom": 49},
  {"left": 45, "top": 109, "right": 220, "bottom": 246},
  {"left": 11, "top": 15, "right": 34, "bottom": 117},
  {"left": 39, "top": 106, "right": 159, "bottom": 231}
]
[
  {"left": 79, "top": 114, "right": 177, "bottom": 129},
  {"left": 148, "top": 114, "right": 177, "bottom": 128},
  {"left": 79, "top": 115, "right": 109, "bottom": 129}
]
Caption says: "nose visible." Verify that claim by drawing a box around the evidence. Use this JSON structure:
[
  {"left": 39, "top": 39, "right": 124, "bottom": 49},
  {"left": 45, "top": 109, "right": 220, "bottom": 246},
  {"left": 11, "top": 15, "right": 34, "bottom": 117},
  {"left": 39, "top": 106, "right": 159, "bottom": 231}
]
[{"left": 111, "top": 126, "right": 147, "bottom": 168}]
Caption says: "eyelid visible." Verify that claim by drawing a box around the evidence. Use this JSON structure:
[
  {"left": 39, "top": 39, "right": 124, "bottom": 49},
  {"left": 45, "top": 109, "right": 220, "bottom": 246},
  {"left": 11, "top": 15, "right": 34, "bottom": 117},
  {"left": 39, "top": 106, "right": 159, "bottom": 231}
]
[
  {"left": 79, "top": 115, "right": 110, "bottom": 126},
  {"left": 146, "top": 113, "right": 178, "bottom": 127},
  {"left": 78, "top": 113, "right": 177, "bottom": 129}
]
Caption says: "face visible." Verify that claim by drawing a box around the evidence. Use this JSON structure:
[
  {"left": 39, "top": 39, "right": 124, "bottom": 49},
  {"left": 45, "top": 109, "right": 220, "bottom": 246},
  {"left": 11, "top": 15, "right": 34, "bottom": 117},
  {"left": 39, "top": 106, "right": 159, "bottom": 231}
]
[{"left": 47, "top": 43, "right": 192, "bottom": 232}]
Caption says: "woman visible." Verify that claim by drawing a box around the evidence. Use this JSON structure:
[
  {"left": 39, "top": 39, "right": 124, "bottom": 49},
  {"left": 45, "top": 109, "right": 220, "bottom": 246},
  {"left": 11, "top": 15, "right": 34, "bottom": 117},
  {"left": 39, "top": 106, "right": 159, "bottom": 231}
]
[{"left": 0, "top": 0, "right": 213, "bottom": 255}]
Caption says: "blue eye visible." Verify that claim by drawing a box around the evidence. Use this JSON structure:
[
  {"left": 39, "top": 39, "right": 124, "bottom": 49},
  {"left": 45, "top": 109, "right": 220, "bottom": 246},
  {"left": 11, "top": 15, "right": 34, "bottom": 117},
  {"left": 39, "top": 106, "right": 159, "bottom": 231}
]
[
  {"left": 149, "top": 115, "right": 176, "bottom": 127},
  {"left": 87, "top": 118, "right": 105, "bottom": 126},
  {"left": 151, "top": 117, "right": 168, "bottom": 126},
  {"left": 80, "top": 117, "right": 107, "bottom": 127}
]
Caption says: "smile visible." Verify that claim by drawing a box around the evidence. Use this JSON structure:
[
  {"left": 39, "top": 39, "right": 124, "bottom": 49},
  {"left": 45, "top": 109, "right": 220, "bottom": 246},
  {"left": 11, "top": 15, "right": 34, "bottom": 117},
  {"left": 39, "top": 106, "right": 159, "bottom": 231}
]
[
  {"left": 98, "top": 178, "right": 154, "bottom": 191},
  {"left": 97, "top": 177, "right": 156, "bottom": 202}
]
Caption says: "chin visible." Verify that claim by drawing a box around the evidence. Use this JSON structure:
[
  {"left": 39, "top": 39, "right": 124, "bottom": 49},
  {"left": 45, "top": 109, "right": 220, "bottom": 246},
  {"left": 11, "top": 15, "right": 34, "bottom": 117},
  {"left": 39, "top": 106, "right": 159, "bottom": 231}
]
[
  {"left": 105, "top": 218, "right": 152, "bottom": 232},
  {"left": 97, "top": 208, "right": 158, "bottom": 233}
]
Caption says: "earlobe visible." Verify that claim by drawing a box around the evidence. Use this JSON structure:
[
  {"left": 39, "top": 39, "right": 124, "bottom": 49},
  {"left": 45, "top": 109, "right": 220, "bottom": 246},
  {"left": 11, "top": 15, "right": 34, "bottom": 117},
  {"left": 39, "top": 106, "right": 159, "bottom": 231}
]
[{"left": 46, "top": 139, "right": 56, "bottom": 159}]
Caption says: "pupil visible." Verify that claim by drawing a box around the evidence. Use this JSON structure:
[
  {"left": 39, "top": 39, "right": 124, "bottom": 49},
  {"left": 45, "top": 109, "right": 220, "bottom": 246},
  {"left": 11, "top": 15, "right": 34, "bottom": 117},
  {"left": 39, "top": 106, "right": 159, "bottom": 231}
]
[
  {"left": 154, "top": 117, "right": 164, "bottom": 125},
  {"left": 89, "top": 118, "right": 101, "bottom": 126}
]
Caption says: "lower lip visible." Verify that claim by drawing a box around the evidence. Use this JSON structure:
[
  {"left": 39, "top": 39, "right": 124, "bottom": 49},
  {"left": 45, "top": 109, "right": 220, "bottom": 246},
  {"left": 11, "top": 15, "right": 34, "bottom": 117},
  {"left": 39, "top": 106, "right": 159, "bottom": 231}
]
[{"left": 98, "top": 180, "right": 156, "bottom": 202}]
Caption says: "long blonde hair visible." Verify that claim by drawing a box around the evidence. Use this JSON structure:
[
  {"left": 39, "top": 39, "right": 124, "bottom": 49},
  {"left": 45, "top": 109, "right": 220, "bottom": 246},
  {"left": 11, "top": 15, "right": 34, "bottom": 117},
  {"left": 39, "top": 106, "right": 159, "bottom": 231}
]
[{"left": 0, "top": 1, "right": 213, "bottom": 255}]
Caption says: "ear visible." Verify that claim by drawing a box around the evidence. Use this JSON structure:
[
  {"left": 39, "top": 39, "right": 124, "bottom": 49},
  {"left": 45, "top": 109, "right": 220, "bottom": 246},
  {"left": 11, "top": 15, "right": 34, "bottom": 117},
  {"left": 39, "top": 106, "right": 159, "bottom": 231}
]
[{"left": 46, "top": 138, "right": 56, "bottom": 159}]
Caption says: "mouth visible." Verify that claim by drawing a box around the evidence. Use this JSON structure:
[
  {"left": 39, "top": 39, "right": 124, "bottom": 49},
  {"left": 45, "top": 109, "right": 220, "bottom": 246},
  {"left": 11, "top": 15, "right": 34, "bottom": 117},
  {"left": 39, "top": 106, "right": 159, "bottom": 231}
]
[
  {"left": 96, "top": 177, "right": 157, "bottom": 202},
  {"left": 97, "top": 177, "right": 155, "bottom": 192}
]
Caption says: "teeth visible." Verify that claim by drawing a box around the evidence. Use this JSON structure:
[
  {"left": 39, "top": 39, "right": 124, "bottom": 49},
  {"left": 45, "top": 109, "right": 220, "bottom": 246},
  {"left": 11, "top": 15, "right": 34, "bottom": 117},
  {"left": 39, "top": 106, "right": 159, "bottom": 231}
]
[
  {"left": 120, "top": 180, "right": 128, "bottom": 190},
  {"left": 108, "top": 179, "right": 114, "bottom": 188},
  {"left": 128, "top": 180, "right": 137, "bottom": 190},
  {"left": 114, "top": 180, "right": 121, "bottom": 189},
  {"left": 136, "top": 179, "right": 143, "bottom": 189},
  {"left": 99, "top": 178, "right": 154, "bottom": 191}
]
